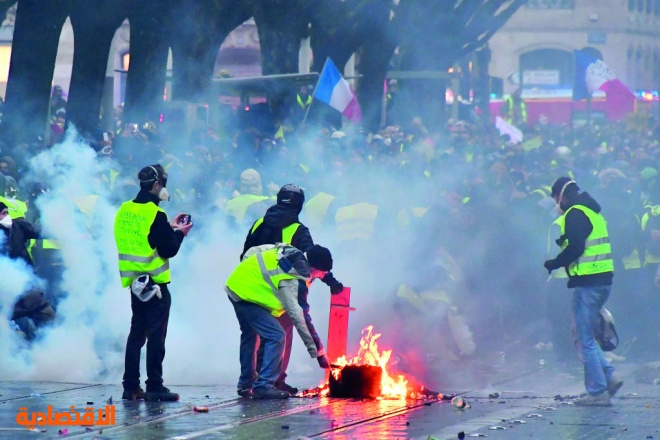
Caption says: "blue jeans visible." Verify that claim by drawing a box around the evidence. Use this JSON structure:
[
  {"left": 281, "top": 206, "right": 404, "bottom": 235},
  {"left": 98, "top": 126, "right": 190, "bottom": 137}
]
[
  {"left": 572, "top": 285, "right": 615, "bottom": 396},
  {"left": 230, "top": 297, "right": 285, "bottom": 390}
]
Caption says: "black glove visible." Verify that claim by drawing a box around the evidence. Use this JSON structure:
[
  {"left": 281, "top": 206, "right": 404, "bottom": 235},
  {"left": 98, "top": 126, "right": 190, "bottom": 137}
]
[
  {"left": 543, "top": 260, "right": 555, "bottom": 274},
  {"left": 330, "top": 282, "right": 344, "bottom": 295},
  {"left": 317, "top": 354, "right": 330, "bottom": 369},
  {"left": 321, "top": 272, "right": 344, "bottom": 295}
]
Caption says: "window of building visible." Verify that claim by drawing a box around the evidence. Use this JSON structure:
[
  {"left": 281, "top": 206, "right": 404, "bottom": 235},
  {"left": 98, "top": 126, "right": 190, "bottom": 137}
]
[
  {"left": 526, "top": 0, "right": 574, "bottom": 9},
  {"left": 655, "top": 0, "right": 660, "bottom": 15},
  {"left": 630, "top": 0, "right": 636, "bottom": 11},
  {"left": 637, "top": 0, "right": 645, "bottom": 13},
  {"left": 647, "top": 0, "right": 653, "bottom": 13}
]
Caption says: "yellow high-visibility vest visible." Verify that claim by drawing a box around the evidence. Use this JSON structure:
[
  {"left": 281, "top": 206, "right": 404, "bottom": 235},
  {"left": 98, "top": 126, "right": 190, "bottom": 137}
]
[
  {"left": 226, "top": 247, "right": 300, "bottom": 317},
  {"left": 250, "top": 217, "right": 300, "bottom": 245},
  {"left": 114, "top": 201, "right": 170, "bottom": 287},
  {"left": 556, "top": 205, "right": 614, "bottom": 276}
]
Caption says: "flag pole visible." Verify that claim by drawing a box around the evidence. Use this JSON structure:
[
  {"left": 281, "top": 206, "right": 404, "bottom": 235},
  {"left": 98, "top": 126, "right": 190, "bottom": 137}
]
[{"left": 302, "top": 58, "right": 329, "bottom": 126}]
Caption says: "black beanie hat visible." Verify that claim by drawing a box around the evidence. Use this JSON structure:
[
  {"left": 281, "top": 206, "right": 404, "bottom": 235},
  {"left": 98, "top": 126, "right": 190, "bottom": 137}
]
[
  {"left": 306, "top": 245, "right": 333, "bottom": 271},
  {"left": 551, "top": 176, "right": 579, "bottom": 198},
  {"left": 0, "top": 201, "right": 6, "bottom": 212}
]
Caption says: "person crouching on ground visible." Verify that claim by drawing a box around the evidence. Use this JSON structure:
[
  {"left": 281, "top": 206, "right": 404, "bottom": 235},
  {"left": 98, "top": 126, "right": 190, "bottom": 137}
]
[{"left": 225, "top": 243, "right": 332, "bottom": 399}]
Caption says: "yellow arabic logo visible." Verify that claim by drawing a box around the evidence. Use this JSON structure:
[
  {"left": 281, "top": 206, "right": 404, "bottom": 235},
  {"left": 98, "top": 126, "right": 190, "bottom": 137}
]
[{"left": 16, "top": 405, "right": 116, "bottom": 430}]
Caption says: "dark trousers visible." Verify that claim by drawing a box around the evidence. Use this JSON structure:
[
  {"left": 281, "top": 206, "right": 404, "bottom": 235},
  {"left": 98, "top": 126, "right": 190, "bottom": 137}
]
[
  {"left": 230, "top": 297, "right": 285, "bottom": 390},
  {"left": 122, "top": 284, "right": 171, "bottom": 392}
]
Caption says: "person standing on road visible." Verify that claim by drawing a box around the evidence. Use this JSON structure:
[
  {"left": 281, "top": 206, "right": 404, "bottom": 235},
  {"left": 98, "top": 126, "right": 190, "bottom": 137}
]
[
  {"left": 241, "top": 184, "right": 344, "bottom": 395},
  {"left": 544, "top": 177, "right": 623, "bottom": 406},
  {"left": 114, "top": 164, "right": 193, "bottom": 402}
]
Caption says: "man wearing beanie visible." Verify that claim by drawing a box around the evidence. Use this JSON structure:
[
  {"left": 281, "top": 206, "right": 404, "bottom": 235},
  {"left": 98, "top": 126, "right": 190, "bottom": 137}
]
[
  {"left": 544, "top": 177, "right": 622, "bottom": 406},
  {"left": 241, "top": 183, "right": 344, "bottom": 395},
  {"left": 225, "top": 243, "right": 332, "bottom": 399}
]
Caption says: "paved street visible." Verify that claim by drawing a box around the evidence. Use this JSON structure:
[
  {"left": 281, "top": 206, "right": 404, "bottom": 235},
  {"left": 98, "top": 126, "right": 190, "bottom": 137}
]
[{"left": 0, "top": 360, "right": 658, "bottom": 439}]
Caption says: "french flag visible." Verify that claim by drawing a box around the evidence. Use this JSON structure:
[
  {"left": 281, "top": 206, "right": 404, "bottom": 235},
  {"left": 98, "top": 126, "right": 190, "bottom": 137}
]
[
  {"left": 573, "top": 50, "right": 635, "bottom": 120},
  {"left": 313, "top": 58, "right": 362, "bottom": 123}
]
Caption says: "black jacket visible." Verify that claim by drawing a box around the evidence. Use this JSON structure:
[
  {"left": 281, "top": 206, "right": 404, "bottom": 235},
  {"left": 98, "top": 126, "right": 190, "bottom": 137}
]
[
  {"left": 133, "top": 189, "right": 185, "bottom": 285},
  {"left": 241, "top": 204, "right": 314, "bottom": 259},
  {"left": 241, "top": 204, "right": 341, "bottom": 289},
  {"left": 546, "top": 192, "right": 613, "bottom": 288},
  {"left": 0, "top": 218, "right": 40, "bottom": 266}
]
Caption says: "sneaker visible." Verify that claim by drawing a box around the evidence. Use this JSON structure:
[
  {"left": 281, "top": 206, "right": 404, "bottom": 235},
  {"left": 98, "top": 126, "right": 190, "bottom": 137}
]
[
  {"left": 275, "top": 382, "right": 298, "bottom": 395},
  {"left": 252, "top": 386, "right": 290, "bottom": 400},
  {"left": 145, "top": 386, "right": 180, "bottom": 402},
  {"left": 573, "top": 393, "right": 611, "bottom": 407},
  {"left": 122, "top": 387, "right": 145, "bottom": 400},
  {"left": 607, "top": 374, "right": 623, "bottom": 397},
  {"left": 237, "top": 388, "right": 252, "bottom": 398}
]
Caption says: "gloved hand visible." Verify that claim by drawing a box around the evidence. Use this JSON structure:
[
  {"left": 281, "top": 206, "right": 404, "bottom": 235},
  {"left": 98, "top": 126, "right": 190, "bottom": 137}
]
[
  {"left": 543, "top": 260, "right": 555, "bottom": 274},
  {"left": 317, "top": 355, "right": 330, "bottom": 369},
  {"left": 330, "top": 282, "right": 344, "bottom": 295},
  {"left": 321, "top": 272, "right": 344, "bottom": 295}
]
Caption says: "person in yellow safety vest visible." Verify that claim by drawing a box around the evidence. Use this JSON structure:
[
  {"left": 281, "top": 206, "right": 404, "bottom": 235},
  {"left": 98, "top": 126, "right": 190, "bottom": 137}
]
[
  {"left": 641, "top": 203, "right": 660, "bottom": 267},
  {"left": 0, "top": 172, "right": 28, "bottom": 219},
  {"left": 501, "top": 89, "right": 527, "bottom": 125},
  {"left": 224, "top": 169, "right": 271, "bottom": 227},
  {"left": 296, "top": 85, "right": 312, "bottom": 111},
  {"left": 0, "top": 201, "right": 40, "bottom": 266},
  {"left": 543, "top": 177, "right": 622, "bottom": 406},
  {"left": 114, "top": 164, "right": 193, "bottom": 403},
  {"left": 241, "top": 184, "right": 344, "bottom": 395},
  {"left": 225, "top": 243, "right": 332, "bottom": 399},
  {"left": 335, "top": 202, "right": 378, "bottom": 242},
  {"left": 304, "top": 192, "right": 337, "bottom": 229}
]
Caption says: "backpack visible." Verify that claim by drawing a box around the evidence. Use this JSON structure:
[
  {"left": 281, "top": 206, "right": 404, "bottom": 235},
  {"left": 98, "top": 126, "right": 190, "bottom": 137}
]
[{"left": 595, "top": 307, "right": 619, "bottom": 352}]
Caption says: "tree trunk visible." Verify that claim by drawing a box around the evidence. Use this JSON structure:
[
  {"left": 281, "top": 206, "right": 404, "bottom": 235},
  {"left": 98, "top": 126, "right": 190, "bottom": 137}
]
[
  {"left": 0, "top": 0, "right": 68, "bottom": 145},
  {"left": 123, "top": 4, "right": 170, "bottom": 125},
  {"left": 68, "top": 3, "right": 126, "bottom": 138}
]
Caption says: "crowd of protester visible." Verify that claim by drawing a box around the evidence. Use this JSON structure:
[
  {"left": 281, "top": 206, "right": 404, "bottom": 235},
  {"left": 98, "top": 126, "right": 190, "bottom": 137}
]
[{"left": 1, "top": 88, "right": 659, "bottom": 373}]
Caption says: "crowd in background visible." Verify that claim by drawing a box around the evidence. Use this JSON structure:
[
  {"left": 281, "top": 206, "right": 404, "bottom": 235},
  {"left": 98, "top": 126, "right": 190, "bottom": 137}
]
[{"left": 1, "top": 87, "right": 660, "bottom": 375}]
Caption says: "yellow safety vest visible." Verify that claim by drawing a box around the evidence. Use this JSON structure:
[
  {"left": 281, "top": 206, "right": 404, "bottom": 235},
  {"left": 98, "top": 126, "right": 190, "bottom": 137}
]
[
  {"left": 225, "top": 194, "right": 270, "bottom": 224},
  {"left": 226, "top": 247, "right": 299, "bottom": 317},
  {"left": 114, "top": 201, "right": 171, "bottom": 287},
  {"left": 101, "top": 169, "right": 121, "bottom": 191},
  {"left": 251, "top": 217, "right": 300, "bottom": 244},
  {"left": 335, "top": 203, "right": 378, "bottom": 241},
  {"left": 0, "top": 196, "right": 27, "bottom": 219},
  {"left": 556, "top": 205, "right": 614, "bottom": 276},
  {"left": 296, "top": 94, "right": 312, "bottom": 109},
  {"left": 396, "top": 284, "right": 450, "bottom": 312},
  {"left": 641, "top": 204, "right": 660, "bottom": 265},
  {"left": 396, "top": 206, "right": 429, "bottom": 229},
  {"left": 504, "top": 96, "right": 527, "bottom": 124},
  {"left": 304, "top": 192, "right": 336, "bottom": 229}
]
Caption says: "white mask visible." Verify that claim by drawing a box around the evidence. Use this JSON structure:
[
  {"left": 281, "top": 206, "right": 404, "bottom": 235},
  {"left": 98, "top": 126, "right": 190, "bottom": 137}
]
[
  {"left": 158, "top": 187, "right": 170, "bottom": 201},
  {"left": 0, "top": 216, "right": 12, "bottom": 228}
]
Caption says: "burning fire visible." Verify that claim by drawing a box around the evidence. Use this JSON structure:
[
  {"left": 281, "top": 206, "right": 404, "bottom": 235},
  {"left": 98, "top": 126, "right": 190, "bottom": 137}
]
[{"left": 327, "top": 325, "right": 411, "bottom": 399}]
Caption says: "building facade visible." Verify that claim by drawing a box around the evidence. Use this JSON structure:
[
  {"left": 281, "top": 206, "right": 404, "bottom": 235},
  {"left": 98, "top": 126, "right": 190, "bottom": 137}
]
[{"left": 489, "top": 0, "right": 660, "bottom": 97}]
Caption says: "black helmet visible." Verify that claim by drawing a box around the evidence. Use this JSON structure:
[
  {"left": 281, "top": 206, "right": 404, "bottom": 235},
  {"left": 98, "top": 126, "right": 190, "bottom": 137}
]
[{"left": 277, "top": 184, "right": 305, "bottom": 211}]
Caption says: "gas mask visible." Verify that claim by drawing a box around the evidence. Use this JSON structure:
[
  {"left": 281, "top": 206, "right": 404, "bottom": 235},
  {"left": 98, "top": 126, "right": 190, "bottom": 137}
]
[
  {"left": 157, "top": 184, "right": 170, "bottom": 202},
  {"left": 0, "top": 215, "right": 12, "bottom": 228}
]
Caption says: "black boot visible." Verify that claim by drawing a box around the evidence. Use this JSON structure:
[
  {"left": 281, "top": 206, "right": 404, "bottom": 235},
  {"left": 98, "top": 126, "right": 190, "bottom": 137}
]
[{"left": 145, "top": 386, "right": 179, "bottom": 402}]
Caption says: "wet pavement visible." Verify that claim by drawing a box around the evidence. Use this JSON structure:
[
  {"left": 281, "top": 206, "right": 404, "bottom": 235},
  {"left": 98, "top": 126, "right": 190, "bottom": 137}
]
[{"left": 0, "top": 362, "right": 658, "bottom": 439}]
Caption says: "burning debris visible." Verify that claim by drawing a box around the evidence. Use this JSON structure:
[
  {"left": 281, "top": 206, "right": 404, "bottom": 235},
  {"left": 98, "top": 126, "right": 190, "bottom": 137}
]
[{"left": 297, "top": 325, "right": 450, "bottom": 401}]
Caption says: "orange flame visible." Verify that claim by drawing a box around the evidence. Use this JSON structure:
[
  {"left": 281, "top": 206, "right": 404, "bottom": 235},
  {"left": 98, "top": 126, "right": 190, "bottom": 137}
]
[{"left": 330, "top": 325, "right": 410, "bottom": 399}]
